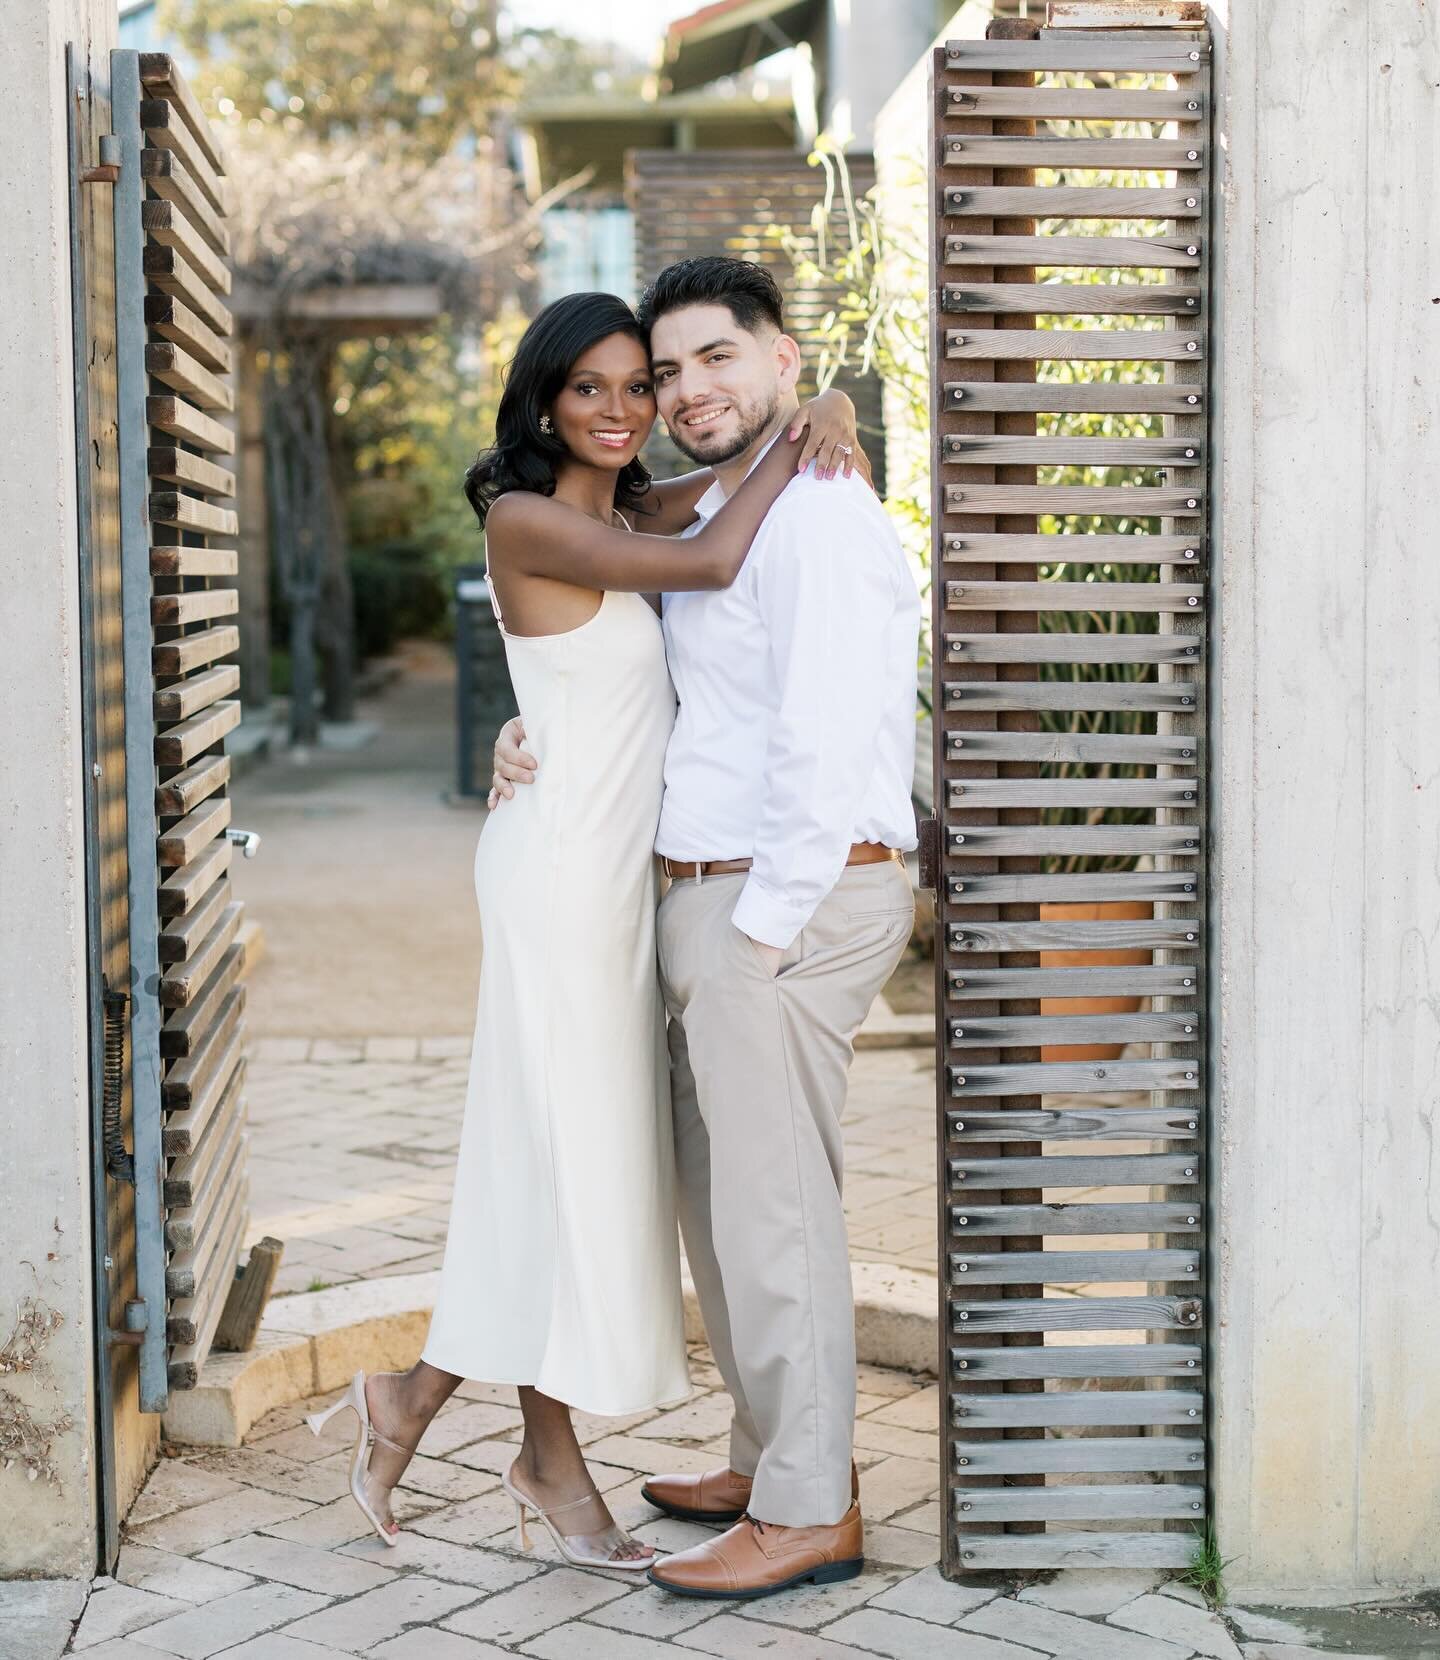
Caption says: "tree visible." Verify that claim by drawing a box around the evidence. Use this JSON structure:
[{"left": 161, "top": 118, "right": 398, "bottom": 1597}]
[
  {"left": 161, "top": 0, "right": 526, "bottom": 743},
  {"left": 159, "top": 0, "right": 511, "bottom": 158}
]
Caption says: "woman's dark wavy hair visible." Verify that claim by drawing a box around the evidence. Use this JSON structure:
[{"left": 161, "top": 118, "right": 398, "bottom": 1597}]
[{"left": 464, "top": 292, "right": 653, "bottom": 527}]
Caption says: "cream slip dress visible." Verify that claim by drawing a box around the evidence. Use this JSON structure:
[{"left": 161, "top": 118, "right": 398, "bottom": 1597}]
[{"left": 422, "top": 545, "right": 690, "bottom": 1415}]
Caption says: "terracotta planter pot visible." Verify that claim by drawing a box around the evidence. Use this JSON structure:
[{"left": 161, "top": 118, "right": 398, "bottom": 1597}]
[{"left": 1039, "top": 899, "right": 1154, "bottom": 1063}]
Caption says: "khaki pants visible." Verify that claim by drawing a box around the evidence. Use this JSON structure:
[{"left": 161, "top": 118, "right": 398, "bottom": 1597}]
[{"left": 656, "top": 860, "right": 915, "bottom": 1526}]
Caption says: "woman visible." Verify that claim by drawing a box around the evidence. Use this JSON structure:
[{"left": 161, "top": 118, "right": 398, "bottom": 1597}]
[{"left": 306, "top": 293, "right": 869, "bottom": 1568}]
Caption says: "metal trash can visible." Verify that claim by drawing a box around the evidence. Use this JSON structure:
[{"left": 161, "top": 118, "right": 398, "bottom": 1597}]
[{"left": 454, "top": 562, "right": 516, "bottom": 798}]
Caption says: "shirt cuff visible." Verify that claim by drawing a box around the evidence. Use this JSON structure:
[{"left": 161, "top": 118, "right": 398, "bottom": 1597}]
[{"left": 731, "top": 877, "right": 814, "bottom": 950}]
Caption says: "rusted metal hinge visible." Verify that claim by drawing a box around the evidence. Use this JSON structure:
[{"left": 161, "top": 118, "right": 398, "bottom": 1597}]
[{"left": 80, "top": 134, "right": 121, "bottom": 184}]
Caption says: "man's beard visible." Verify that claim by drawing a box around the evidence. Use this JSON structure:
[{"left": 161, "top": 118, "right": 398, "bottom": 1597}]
[{"left": 667, "top": 391, "right": 781, "bottom": 466}]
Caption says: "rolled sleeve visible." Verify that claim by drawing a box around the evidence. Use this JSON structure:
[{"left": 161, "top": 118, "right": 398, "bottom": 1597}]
[{"left": 732, "top": 495, "right": 897, "bottom": 950}]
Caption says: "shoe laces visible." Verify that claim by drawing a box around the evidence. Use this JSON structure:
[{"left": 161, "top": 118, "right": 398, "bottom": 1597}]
[{"left": 741, "top": 1510, "right": 768, "bottom": 1536}]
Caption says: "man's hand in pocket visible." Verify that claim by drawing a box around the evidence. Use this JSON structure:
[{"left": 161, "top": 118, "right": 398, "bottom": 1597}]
[{"left": 747, "top": 936, "right": 784, "bottom": 978}]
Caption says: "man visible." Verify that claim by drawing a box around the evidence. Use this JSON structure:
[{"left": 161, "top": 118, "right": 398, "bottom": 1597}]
[{"left": 492, "top": 257, "right": 921, "bottom": 1598}]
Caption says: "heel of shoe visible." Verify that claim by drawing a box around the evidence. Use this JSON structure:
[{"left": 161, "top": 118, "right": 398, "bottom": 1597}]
[
  {"left": 513, "top": 1499, "right": 533, "bottom": 1552},
  {"left": 304, "top": 1372, "right": 363, "bottom": 1438},
  {"left": 810, "top": 1558, "right": 864, "bottom": 1586}
]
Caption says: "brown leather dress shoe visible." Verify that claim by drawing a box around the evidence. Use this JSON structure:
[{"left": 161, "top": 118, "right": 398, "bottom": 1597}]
[
  {"left": 648, "top": 1504, "right": 864, "bottom": 1599},
  {"left": 641, "top": 1461, "right": 861, "bottom": 1525}
]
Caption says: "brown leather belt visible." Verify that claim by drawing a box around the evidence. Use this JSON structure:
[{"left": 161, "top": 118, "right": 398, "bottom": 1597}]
[{"left": 660, "top": 841, "right": 902, "bottom": 882}]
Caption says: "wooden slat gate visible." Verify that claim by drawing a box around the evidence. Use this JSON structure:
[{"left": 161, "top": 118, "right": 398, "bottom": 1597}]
[
  {"left": 929, "top": 22, "right": 1211, "bottom": 1574},
  {"left": 109, "top": 50, "right": 249, "bottom": 1409}
]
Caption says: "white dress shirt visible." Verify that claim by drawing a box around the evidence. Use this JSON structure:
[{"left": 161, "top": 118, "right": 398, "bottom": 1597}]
[{"left": 655, "top": 456, "right": 922, "bottom": 950}]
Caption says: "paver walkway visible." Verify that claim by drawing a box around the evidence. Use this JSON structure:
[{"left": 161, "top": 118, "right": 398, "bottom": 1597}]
[
  {"left": 62, "top": 1342, "right": 1302, "bottom": 1660},
  {"left": 245, "top": 1040, "right": 938, "bottom": 1299}
]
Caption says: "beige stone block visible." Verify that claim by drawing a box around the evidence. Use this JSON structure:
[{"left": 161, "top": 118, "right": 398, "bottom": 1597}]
[
  {"left": 441, "top": 1568, "right": 628, "bottom": 1645},
  {"left": 70, "top": 1583, "right": 187, "bottom": 1649},
  {"left": 127, "top": 1583, "right": 330, "bottom": 1658},
  {"left": 160, "top": 1332, "right": 314, "bottom": 1450},
  {"left": 126, "top": 1489, "right": 315, "bottom": 1557},
  {"left": 281, "top": 1576, "right": 480, "bottom": 1651}
]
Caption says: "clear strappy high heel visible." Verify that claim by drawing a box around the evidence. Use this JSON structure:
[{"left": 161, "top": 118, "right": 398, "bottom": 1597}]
[
  {"left": 306, "top": 1370, "right": 415, "bottom": 1547},
  {"left": 502, "top": 1465, "right": 658, "bottom": 1573}
]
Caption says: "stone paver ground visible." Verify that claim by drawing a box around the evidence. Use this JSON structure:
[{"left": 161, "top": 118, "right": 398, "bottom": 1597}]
[
  {"left": 244, "top": 1042, "right": 939, "bottom": 1299},
  {"left": 58, "top": 1341, "right": 1305, "bottom": 1660}
]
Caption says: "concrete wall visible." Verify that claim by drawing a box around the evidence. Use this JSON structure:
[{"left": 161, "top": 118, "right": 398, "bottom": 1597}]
[
  {"left": 0, "top": 0, "right": 117, "bottom": 1579},
  {"left": 1209, "top": 0, "right": 1440, "bottom": 1604}
]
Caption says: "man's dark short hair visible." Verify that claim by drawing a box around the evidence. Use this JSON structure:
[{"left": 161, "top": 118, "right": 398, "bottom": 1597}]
[{"left": 636, "top": 256, "right": 785, "bottom": 338}]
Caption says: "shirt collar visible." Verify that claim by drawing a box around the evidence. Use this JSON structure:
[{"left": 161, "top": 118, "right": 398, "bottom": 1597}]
[{"left": 690, "top": 428, "right": 786, "bottom": 522}]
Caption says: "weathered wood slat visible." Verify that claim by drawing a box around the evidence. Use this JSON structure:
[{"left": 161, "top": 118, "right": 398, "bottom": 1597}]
[
  {"left": 946, "top": 681, "right": 1196, "bottom": 713},
  {"left": 159, "top": 901, "right": 242, "bottom": 1008},
  {"left": 162, "top": 1033, "right": 245, "bottom": 1153},
  {"left": 147, "top": 445, "right": 236, "bottom": 497},
  {"left": 942, "top": 532, "right": 1201, "bottom": 562},
  {"left": 950, "top": 1153, "right": 1201, "bottom": 1190},
  {"left": 145, "top": 341, "right": 234, "bottom": 411},
  {"left": 952, "top": 1200, "right": 1202, "bottom": 1237},
  {"left": 946, "top": 633, "right": 1201, "bottom": 667},
  {"left": 157, "top": 876, "right": 229, "bottom": 964},
  {"left": 942, "top": 36, "right": 1209, "bottom": 71},
  {"left": 945, "top": 234, "right": 1202, "bottom": 272},
  {"left": 140, "top": 148, "right": 230, "bottom": 255},
  {"left": 165, "top": 1171, "right": 247, "bottom": 1327},
  {"left": 948, "top": 578, "right": 1203, "bottom": 612},
  {"left": 945, "top": 484, "right": 1203, "bottom": 515},
  {"left": 152, "top": 588, "right": 239, "bottom": 627},
  {"left": 144, "top": 294, "right": 232, "bottom": 374},
  {"left": 953, "top": 1435, "right": 1204, "bottom": 1473},
  {"left": 951, "top": 1249, "right": 1200, "bottom": 1285},
  {"left": 161, "top": 941, "right": 245, "bottom": 1061},
  {"left": 952, "top": 1343, "right": 1202, "bottom": 1380},
  {"left": 952, "top": 1388, "right": 1204, "bottom": 1429},
  {"left": 140, "top": 97, "right": 227, "bottom": 213},
  {"left": 164, "top": 1120, "right": 244, "bottom": 1256},
  {"left": 947, "top": 965, "right": 1199, "bottom": 999},
  {"left": 952, "top": 1533, "right": 1197, "bottom": 1571},
  {"left": 948, "top": 731, "right": 1197, "bottom": 764},
  {"left": 950, "top": 872, "right": 1198, "bottom": 909},
  {"left": 167, "top": 1192, "right": 246, "bottom": 1355},
  {"left": 952, "top": 1295, "right": 1202, "bottom": 1333},
  {"left": 945, "top": 328, "right": 1204, "bottom": 362},
  {"left": 153, "top": 698, "right": 241, "bottom": 766},
  {"left": 945, "top": 382, "right": 1203, "bottom": 417},
  {"left": 945, "top": 186, "right": 1204, "bottom": 218},
  {"left": 165, "top": 1097, "right": 245, "bottom": 1210},
  {"left": 945, "top": 436, "right": 1200, "bottom": 468},
  {"left": 157, "top": 837, "right": 232, "bottom": 919},
  {"left": 154, "top": 664, "right": 241, "bottom": 723},
  {"left": 156, "top": 751, "right": 230, "bottom": 818},
  {"left": 149, "top": 491, "right": 239, "bottom": 536},
  {"left": 146, "top": 394, "right": 236, "bottom": 456},
  {"left": 143, "top": 247, "right": 234, "bottom": 336},
  {"left": 152, "top": 624, "right": 240, "bottom": 678},
  {"left": 142, "top": 200, "right": 232, "bottom": 294},
  {"left": 157, "top": 796, "right": 231, "bottom": 868},
  {"left": 949, "top": 1058, "right": 1200, "bottom": 1096},
  {"left": 150, "top": 543, "right": 238, "bottom": 577},
  {"left": 944, "top": 85, "right": 1202, "bottom": 119},
  {"left": 163, "top": 985, "right": 245, "bottom": 1107},
  {"left": 947, "top": 825, "right": 1201, "bottom": 858},
  {"left": 949, "top": 779, "right": 1200, "bottom": 810},
  {"left": 942, "top": 137, "right": 1203, "bottom": 170},
  {"left": 953, "top": 1481, "right": 1205, "bottom": 1520},
  {"left": 139, "top": 54, "right": 227, "bottom": 177},
  {"left": 949, "top": 921, "right": 1200, "bottom": 955},
  {"left": 948, "top": 1019, "right": 1200, "bottom": 1054},
  {"left": 944, "top": 283, "right": 1201, "bottom": 316}
]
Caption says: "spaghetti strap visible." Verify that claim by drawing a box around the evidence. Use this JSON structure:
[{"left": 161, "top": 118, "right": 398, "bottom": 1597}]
[{"left": 483, "top": 564, "right": 504, "bottom": 625}]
